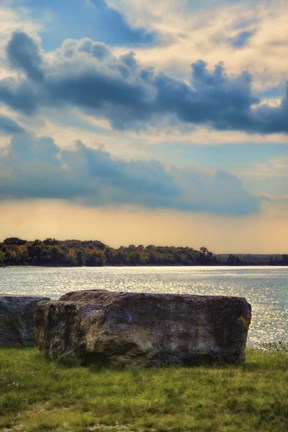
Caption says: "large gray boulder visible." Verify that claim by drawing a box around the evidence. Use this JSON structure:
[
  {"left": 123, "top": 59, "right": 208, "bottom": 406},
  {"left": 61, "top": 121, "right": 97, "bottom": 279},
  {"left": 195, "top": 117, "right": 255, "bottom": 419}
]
[
  {"left": 0, "top": 296, "right": 49, "bottom": 347},
  {"left": 35, "top": 290, "right": 251, "bottom": 366}
]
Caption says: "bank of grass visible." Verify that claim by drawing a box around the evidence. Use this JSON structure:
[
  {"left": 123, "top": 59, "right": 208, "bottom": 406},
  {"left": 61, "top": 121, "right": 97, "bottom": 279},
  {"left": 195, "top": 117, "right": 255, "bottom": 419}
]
[{"left": 0, "top": 348, "right": 287, "bottom": 432}]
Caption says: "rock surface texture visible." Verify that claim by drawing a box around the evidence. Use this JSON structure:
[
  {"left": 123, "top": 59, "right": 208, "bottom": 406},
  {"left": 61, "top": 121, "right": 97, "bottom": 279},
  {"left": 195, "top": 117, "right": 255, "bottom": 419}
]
[
  {"left": 0, "top": 296, "right": 50, "bottom": 346},
  {"left": 35, "top": 290, "right": 251, "bottom": 366}
]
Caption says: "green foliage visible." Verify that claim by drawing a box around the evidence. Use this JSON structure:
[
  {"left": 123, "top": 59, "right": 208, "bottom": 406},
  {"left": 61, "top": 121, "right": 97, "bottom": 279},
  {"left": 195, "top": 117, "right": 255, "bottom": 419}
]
[
  {"left": 3, "top": 237, "right": 27, "bottom": 246},
  {"left": 0, "top": 238, "right": 287, "bottom": 267},
  {"left": 0, "top": 348, "right": 287, "bottom": 431},
  {"left": 0, "top": 239, "right": 218, "bottom": 267}
]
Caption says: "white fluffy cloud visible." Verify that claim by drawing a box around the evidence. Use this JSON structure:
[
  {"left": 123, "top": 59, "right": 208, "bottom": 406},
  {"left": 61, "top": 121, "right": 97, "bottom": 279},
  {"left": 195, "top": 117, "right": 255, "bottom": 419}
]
[{"left": 110, "top": 0, "right": 288, "bottom": 93}]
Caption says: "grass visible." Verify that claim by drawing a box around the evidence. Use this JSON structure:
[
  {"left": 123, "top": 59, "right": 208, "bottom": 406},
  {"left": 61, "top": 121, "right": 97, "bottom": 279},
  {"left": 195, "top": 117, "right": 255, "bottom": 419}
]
[{"left": 0, "top": 348, "right": 287, "bottom": 432}]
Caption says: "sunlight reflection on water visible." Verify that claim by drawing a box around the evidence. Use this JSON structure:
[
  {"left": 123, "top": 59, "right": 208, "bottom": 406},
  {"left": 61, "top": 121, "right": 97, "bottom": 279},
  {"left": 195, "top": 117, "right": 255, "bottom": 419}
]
[{"left": 0, "top": 266, "right": 287, "bottom": 348}]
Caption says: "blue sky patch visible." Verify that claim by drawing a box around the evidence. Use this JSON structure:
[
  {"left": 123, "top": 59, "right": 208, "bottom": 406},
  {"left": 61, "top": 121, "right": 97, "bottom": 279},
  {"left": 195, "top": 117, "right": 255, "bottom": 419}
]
[
  {"left": 16, "top": 0, "right": 157, "bottom": 50},
  {"left": 230, "top": 31, "right": 254, "bottom": 48}
]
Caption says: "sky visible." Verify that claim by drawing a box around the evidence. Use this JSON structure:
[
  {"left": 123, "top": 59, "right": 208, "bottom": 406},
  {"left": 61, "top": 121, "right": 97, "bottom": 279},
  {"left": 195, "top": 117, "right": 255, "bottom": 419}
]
[{"left": 0, "top": 0, "right": 287, "bottom": 253}]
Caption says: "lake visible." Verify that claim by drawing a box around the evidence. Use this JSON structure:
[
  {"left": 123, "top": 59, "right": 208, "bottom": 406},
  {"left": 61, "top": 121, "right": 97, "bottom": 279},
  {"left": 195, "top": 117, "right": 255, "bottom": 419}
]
[{"left": 0, "top": 266, "right": 287, "bottom": 348}]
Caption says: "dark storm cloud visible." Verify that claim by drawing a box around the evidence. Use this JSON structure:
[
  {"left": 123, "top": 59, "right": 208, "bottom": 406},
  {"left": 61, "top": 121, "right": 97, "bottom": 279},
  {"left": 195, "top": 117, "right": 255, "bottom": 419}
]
[
  {"left": 1, "top": 31, "right": 287, "bottom": 134},
  {"left": 0, "top": 129, "right": 260, "bottom": 215}
]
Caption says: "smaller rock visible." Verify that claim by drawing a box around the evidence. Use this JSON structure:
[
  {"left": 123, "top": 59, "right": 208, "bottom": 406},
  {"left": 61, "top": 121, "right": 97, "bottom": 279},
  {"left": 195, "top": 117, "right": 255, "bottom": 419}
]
[{"left": 0, "top": 296, "right": 49, "bottom": 347}]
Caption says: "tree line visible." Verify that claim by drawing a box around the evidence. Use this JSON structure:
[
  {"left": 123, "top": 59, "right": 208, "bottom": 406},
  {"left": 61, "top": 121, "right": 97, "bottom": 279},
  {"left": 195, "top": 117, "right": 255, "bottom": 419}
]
[{"left": 0, "top": 237, "right": 287, "bottom": 267}]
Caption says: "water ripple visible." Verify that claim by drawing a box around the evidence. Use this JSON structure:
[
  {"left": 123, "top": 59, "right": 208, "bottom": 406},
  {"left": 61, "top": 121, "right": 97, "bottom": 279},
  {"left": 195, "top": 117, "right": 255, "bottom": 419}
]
[{"left": 0, "top": 266, "right": 287, "bottom": 348}]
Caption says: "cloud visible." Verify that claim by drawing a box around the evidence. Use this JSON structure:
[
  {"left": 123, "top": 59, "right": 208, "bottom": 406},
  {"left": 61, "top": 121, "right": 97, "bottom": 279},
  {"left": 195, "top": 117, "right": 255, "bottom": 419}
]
[
  {"left": 84, "top": 0, "right": 157, "bottom": 46},
  {"left": 0, "top": 114, "right": 24, "bottom": 134},
  {"left": 12, "top": 0, "right": 157, "bottom": 49},
  {"left": 152, "top": 142, "right": 288, "bottom": 172},
  {"left": 0, "top": 31, "right": 287, "bottom": 135},
  {"left": 229, "top": 30, "right": 254, "bottom": 48},
  {"left": 0, "top": 3, "right": 40, "bottom": 43},
  {"left": 246, "top": 156, "right": 288, "bottom": 178},
  {"left": 7, "top": 31, "right": 43, "bottom": 81},
  {"left": 0, "top": 127, "right": 260, "bottom": 214},
  {"left": 109, "top": 0, "right": 288, "bottom": 94}
]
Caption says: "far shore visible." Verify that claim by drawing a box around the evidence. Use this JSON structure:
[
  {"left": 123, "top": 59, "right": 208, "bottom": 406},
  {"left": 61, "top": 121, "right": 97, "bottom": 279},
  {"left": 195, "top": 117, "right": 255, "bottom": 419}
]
[{"left": 1, "top": 237, "right": 287, "bottom": 267}]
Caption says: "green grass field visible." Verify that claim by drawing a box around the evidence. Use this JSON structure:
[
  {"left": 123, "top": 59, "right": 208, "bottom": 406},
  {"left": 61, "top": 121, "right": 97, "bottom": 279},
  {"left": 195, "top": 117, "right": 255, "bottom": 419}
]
[{"left": 0, "top": 348, "right": 287, "bottom": 432}]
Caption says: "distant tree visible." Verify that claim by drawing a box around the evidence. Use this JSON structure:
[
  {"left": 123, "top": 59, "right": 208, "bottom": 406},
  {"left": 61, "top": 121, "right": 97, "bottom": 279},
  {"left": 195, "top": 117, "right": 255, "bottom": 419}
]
[
  {"left": 49, "top": 246, "right": 69, "bottom": 265},
  {"left": 76, "top": 250, "right": 86, "bottom": 266},
  {"left": 200, "top": 246, "right": 209, "bottom": 255},
  {"left": 86, "top": 250, "right": 105, "bottom": 266},
  {"left": 83, "top": 240, "right": 107, "bottom": 250},
  {"left": 27, "top": 241, "right": 45, "bottom": 265},
  {"left": 3, "top": 236, "right": 283, "bottom": 267},
  {"left": 43, "top": 238, "right": 59, "bottom": 246},
  {"left": 3, "top": 237, "right": 27, "bottom": 246},
  {"left": 226, "top": 254, "right": 241, "bottom": 265},
  {"left": 0, "top": 250, "right": 5, "bottom": 266}
]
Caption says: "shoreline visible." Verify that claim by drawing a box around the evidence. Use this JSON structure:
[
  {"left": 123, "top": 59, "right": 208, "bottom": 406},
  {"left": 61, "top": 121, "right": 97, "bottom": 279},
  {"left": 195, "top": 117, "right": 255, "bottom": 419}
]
[{"left": 2, "top": 263, "right": 288, "bottom": 268}]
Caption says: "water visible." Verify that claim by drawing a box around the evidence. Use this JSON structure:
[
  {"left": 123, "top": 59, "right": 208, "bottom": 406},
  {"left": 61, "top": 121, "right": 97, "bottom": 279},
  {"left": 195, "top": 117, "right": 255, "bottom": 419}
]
[{"left": 0, "top": 266, "right": 287, "bottom": 348}]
